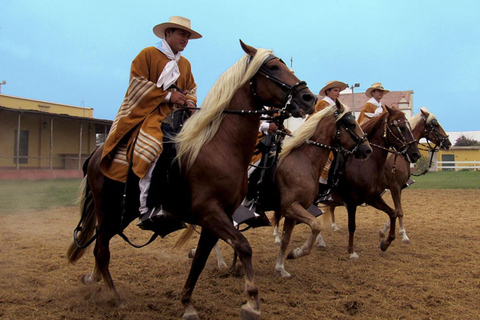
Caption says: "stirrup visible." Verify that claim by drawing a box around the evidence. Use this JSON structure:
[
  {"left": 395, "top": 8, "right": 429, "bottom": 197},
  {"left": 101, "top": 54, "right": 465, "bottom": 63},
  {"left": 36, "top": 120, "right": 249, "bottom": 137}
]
[{"left": 137, "top": 207, "right": 165, "bottom": 229}]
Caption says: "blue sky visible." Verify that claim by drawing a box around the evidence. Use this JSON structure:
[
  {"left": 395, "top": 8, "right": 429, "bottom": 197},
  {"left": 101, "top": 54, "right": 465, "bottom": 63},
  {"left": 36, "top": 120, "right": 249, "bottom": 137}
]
[{"left": 1, "top": 0, "right": 479, "bottom": 132}]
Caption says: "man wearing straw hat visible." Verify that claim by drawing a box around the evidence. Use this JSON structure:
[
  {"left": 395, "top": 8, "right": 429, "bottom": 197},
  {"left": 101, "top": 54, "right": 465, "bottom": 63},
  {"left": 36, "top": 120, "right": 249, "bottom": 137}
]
[
  {"left": 308, "top": 81, "right": 348, "bottom": 184},
  {"left": 99, "top": 16, "right": 202, "bottom": 228},
  {"left": 357, "top": 82, "right": 390, "bottom": 124}
]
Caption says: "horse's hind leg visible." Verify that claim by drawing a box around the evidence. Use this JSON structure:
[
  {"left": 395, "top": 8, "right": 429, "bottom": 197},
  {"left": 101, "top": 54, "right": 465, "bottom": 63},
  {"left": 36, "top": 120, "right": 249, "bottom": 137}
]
[
  {"left": 330, "top": 206, "right": 340, "bottom": 231},
  {"left": 93, "top": 230, "right": 121, "bottom": 301}
]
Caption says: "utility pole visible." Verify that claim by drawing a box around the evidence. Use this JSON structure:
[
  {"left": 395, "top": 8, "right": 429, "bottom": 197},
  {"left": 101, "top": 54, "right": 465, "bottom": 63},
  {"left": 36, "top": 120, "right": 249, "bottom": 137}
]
[{"left": 0, "top": 80, "right": 6, "bottom": 93}]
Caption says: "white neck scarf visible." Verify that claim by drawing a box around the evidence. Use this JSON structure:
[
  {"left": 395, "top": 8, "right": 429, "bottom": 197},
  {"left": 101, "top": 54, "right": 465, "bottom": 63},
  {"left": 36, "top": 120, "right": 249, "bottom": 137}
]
[
  {"left": 322, "top": 96, "right": 335, "bottom": 106},
  {"left": 364, "top": 97, "right": 383, "bottom": 118},
  {"left": 154, "top": 39, "right": 182, "bottom": 90}
]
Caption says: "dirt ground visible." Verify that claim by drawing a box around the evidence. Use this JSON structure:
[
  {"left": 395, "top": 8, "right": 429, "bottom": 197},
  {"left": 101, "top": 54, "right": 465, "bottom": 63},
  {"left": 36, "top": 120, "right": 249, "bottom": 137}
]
[{"left": 1, "top": 189, "right": 479, "bottom": 320}]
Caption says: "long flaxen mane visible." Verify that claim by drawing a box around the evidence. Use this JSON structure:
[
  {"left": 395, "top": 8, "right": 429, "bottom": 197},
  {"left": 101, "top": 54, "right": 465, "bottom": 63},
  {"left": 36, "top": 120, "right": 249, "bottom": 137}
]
[
  {"left": 278, "top": 102, "right": 350, "bottom": 166},
  {"left": 408, "top": 106, "right": 437, "bottom": 130},
  {"left": 174, "top": 48, "right": 273, "bottom": 169}
]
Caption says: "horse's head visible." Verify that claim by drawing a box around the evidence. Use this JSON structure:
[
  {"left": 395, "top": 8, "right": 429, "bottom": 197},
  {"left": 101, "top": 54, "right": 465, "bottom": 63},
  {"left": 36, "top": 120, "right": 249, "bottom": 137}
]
[
  {"left": 385, "top": 106, "right": 421, "bottom": 163},
  {"left": 334, "top": 100, "right": 372, "bottom": 160},
  {"left": 420, "top": 107, "right": 451, "bottom": 150},
  {"left": 240, "top": 40, "right": 315, "bottom": 118}
]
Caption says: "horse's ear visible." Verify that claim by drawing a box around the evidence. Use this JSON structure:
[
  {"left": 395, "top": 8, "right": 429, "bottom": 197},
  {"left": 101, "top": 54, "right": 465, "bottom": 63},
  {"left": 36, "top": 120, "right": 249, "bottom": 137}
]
[
  {"left": 384, "top": 105, "right": 394, "bottom": 115},
  {"left": 420, "top": 106, "right": 430, "bottom": 117},
  {"left": 240, "top": 39, "right": 257, "bottom": 57}
]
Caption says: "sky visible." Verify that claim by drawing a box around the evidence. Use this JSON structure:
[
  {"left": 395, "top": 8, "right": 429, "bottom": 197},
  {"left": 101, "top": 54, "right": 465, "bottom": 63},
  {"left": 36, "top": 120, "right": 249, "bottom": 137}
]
[{"left": 1, "top": 0, "right": 480, "bottom": 132}]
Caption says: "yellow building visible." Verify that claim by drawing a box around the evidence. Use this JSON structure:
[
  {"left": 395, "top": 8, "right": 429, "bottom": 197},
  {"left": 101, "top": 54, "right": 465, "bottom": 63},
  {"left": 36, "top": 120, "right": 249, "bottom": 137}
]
[
  {"left": 419, "top": 131, "right": 480, "bottom": 171},
  {"left": 0, "top": 94, "right": 112, "bottom": 179}
]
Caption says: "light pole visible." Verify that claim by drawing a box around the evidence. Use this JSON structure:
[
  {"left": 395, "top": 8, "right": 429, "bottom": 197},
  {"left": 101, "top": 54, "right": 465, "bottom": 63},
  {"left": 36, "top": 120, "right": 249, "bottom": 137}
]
[
  {"left": 350, "top": 83, "right": 360, "bottom": 112},
  {"left": 0, "top": 80, "right": 6, "bottom": 93}
]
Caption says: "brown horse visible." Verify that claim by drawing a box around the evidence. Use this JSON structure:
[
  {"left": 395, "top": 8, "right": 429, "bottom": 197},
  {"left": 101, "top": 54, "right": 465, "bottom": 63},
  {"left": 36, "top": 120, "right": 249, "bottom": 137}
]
[
  {"left": 273, "top": 101, "right": 372, "bottom": 278},
  {"left": 378, "top": 107, "right": 451, "bottom": 243},
  {"left": 67, "top": 40, "right": 316, "bottom": 319},
  {"left": 319, "top": 106, "right": 421, "bottom": 259}
]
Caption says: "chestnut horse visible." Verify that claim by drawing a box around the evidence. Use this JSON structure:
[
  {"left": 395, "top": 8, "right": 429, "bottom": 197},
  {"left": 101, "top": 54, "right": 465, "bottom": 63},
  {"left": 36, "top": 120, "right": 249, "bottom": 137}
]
[
  {"left": 273, "top": 101, "right": 372, "bottom": 277},
  {"left": 318, "top": 106, "right": 421, "bottom": 259},
  {"left": 67, "top": 41, "right": 316, "bottom": 319},
  {"left": 379, "top": 107, "right": 451, "bottom": 243}
]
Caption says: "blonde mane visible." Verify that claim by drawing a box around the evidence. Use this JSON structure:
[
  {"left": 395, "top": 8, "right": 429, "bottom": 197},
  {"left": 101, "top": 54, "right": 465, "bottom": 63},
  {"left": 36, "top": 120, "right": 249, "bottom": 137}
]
[
  {"left": 408, "top": 107, "right": 437, "bottom": 129},
  {"left": 174, "top": 48, "right": 273, "bottom": 169},
  {"left": 278, "top": 102, "right": 350, "bottom": 166}
]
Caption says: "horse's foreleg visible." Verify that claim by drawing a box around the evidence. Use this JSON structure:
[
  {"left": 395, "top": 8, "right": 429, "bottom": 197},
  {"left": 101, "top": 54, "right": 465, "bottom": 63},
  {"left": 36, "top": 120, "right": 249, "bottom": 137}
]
[
  {"left": 181, "top": 230, "right": 218, "bottom": 320},
  {"left": 391, "top": 187, "right": 410, "bottom": 244},
  {"left": 370, "top": 197, "right": 397, "bottom": 251},
  {"left": 183, "top": 216, "right": 260, "bottom": 320},
  {"left": 286, "top": 203, "right": 321, "bottom": 259},
  {"left": 346, "top": 204, "right": 359, "bottom": 259},
  {"left": 275, "top": 217, "right": 295, "bottom": 278}
]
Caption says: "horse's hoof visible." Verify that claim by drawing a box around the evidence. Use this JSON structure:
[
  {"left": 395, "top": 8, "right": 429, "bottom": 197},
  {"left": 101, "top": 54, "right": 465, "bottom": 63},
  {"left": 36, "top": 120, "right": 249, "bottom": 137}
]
[
  {"left": 380, "top": 241, "right": 389, "bottom": 251},
  {"left": 287, "top": 248, "right": 302, "bottom": 259},
  {"left": 401, "top": 238, "right": 411, "bottom": 245},
  {"left": 275, "top": 267, "right": 292, "bottom": 278},
  {"left": 378, "top": 231, "right": 386, "bottom": 238},
  {"left": 182, "top": 305, "right": 200, "bottom": 320},
  {"left": 80, "top": 273, "right": 99, "bottom": 285},
  {"left": 349, "top": 252, "right": 359, "bottom": 259},
  {"left": 241, "top": 304, "right": 261, "bottom": 320}
]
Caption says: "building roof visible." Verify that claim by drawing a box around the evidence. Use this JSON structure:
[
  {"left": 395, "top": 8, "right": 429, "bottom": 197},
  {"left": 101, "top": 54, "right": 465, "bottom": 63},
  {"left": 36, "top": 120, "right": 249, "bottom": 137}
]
[
  {"left": 447, "top": 131, "right": 480, "bottom": 145},
  {"left": 337, "top": 90, "right": 414, "bottom": 112}
]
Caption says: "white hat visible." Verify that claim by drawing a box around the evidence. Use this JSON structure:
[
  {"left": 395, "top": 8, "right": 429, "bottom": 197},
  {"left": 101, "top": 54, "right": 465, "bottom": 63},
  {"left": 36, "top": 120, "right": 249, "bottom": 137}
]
[
  {"left": 319, "top": 80, "right": 348, "bottom": 96},
  {"left": 365, "top": 82, "right": 390, "bottom": 98},
  {"left": 153, "top": 16, "right": 202, "bottom": 39}
]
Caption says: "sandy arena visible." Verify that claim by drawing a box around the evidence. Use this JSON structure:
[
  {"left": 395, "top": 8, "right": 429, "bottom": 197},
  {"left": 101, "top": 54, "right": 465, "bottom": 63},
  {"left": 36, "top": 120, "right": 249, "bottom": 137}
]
[{"left": 1, "top": 189, "right": 479, "bottom": 319}]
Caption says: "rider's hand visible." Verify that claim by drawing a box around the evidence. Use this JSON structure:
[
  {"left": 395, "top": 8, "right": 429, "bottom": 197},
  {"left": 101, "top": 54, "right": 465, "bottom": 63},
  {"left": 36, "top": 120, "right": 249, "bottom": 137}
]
[
  {"left": 267, "top": 122, "right": 278, "bottom": 134},
  {"left": 170, "top": 91, "right": 188, "bottom": 106}
]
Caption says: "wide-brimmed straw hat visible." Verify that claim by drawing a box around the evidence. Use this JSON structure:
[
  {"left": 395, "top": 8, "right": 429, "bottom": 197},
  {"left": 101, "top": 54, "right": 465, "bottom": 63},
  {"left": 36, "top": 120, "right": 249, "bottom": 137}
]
[
  {"left": 319, "top": 80, "right": 348, "bottom": 96},
  {"left": 365, "top": 82, "right": 390, "bottom": 98},
  {"left": 153, "top": 16, "right": 202, "bottom": 39}
]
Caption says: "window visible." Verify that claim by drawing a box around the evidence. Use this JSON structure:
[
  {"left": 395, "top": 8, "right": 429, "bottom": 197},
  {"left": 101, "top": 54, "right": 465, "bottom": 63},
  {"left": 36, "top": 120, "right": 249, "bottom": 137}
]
[
  {"left": 441, "top": 154, "right": 455, "bottom": 171},
  {"left": 14, "top": 130, "right": 29, "bottom": 164}
]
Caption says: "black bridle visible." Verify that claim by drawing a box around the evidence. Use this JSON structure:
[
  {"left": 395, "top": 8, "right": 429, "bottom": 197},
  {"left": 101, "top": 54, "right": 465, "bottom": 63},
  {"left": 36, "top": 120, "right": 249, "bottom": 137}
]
[
  {"left": 370, "top": 115, "right": 417, "bottom": 162},
  {"left": 412, "top": 115, "right": 450, "bottom": 176},
  {"left": 306, "top": 108, "right": 368, "bottom": 156}
]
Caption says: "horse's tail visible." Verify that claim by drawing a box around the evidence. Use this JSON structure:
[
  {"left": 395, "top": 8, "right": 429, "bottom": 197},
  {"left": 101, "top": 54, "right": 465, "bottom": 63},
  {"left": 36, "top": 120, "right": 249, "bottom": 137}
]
[
  {"left": 67, "top": 174, "right": 96, "bottom": 264},
  {"left": 173, "top": 224, "right": 196, "bottom": 249}
]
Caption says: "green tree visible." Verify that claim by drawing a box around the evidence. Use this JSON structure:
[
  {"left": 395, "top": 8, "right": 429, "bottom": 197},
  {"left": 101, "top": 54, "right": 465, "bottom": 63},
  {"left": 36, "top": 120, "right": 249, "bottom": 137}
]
[{"left": 454, "top": 135, "right": 480, "bottom": 146}]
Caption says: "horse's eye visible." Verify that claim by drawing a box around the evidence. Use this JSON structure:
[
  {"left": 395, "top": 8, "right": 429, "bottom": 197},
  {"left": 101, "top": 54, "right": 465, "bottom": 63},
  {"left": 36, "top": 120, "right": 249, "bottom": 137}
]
[{"left": 268, "top": 65, "right": 279, "bottom": 71}]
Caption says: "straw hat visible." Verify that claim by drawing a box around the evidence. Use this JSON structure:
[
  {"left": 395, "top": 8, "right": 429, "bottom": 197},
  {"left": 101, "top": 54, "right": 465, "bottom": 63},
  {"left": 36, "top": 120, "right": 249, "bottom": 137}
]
[
  {"left": 153, "top": 16, "right": 202, "bottom": 39},
  {"left": 319, "top": 80, "right": 348, "bottom": 96},
  {"left": 365, "top": 82, "right": 390, "bottom": 98}
]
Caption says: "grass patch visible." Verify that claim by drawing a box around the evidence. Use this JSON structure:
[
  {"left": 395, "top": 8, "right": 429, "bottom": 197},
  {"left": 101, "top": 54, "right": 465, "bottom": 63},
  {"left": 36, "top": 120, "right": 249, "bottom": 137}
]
[
  {"left": 0, "top": 178, "right": 83, "bottom": 214},
  {"left": 409, "top": 170, "right": 480, "bottom": 189}
]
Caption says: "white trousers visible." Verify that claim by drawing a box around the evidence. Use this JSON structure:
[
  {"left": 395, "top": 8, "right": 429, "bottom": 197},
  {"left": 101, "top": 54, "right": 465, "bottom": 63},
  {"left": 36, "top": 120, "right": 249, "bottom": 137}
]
[{"left": 139, "top": 157, "right": 159, "bottom": 215}]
